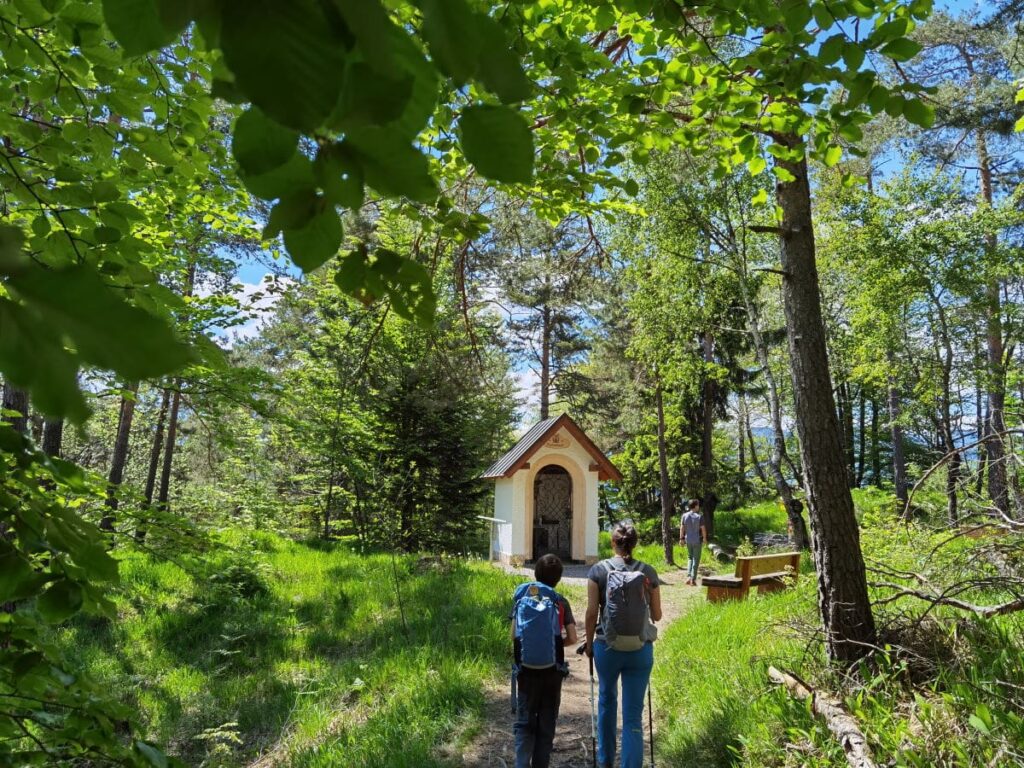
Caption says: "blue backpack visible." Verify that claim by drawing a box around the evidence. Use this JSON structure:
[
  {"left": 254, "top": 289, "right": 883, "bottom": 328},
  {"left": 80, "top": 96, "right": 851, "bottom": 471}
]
[{"left": 512, "top": 581, "right": 565, "bottom": 670}]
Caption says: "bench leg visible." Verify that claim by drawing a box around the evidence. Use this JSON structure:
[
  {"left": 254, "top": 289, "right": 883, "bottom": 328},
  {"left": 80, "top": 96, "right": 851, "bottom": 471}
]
[
  {"left": 706, "top": 585, "right": 743, "bottom": 603},
  {"left": 756, "top": 580, "right": 787, "bottom": 596}
]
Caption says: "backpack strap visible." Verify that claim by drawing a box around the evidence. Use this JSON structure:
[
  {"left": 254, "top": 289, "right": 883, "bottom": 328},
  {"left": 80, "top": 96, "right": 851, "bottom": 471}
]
[{"left": 555, "top": 596, "right": 565, "bottom": 667}]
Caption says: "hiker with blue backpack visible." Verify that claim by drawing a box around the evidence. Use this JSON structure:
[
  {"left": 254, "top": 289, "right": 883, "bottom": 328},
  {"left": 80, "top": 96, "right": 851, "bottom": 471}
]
[
  {"left": 584, "top": 522, "right": 662, "bottom": 768},
  {"left": 510, "top": 553, "right": 577, "bottom": 768}
]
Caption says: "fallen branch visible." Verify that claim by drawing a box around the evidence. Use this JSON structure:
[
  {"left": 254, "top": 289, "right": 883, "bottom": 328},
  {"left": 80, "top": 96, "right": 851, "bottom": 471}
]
[
  {"left": 870, "top": 583, "right": 1024, "bottom": 619},
  {"left": 767, "top": 666, "right": 877, "bottom": 768}
]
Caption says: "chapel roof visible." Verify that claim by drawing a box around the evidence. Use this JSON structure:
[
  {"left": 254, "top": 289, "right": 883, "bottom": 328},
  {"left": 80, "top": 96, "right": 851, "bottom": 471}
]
[{"left": 481, "top": 413, "right": 622, "bottom": 482}]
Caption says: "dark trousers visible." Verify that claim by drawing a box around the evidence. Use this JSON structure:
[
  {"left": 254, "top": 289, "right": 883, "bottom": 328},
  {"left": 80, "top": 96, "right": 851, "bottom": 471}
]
[{"left": 513, "top": 666, "right": 563, "bottom": 768}]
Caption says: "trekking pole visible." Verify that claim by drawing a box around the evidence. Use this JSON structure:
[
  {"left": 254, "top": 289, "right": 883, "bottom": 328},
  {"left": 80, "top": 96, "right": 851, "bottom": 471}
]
[
  {"left": 510, "top": 663, "right": 517, "bottom": 715},
  {"left": 648, "top": 684, "right": 655, "bottom": 768},
  {"left": 578, "top": 643, "right": 597, "bottom": 768}
]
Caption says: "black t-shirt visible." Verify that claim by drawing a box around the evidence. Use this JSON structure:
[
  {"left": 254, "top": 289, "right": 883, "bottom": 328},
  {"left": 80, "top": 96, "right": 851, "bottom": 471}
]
[{"left": 587, "top": 556, "right": 659, "bottom": 636}]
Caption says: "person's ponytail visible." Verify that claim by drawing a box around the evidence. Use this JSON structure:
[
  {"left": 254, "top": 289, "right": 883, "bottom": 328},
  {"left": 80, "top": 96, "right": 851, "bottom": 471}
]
[{"left": 611, "top": 522, "right": 638, "bottom": 559}]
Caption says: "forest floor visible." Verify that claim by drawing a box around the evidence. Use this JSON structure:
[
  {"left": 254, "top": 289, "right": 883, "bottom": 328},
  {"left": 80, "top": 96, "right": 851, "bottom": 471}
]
[{"left": 456, "top": 564, "right": 700, "bottom": 767}]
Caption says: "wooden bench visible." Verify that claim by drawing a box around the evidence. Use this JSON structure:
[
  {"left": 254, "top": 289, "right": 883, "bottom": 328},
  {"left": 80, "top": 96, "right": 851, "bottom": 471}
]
[{"left": 702, "top": 552, "right": 800, "bottom": 603}]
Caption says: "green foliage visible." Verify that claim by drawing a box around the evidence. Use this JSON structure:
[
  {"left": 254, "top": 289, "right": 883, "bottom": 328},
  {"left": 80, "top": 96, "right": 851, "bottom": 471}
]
[
  {"left": 459, "top": 105, "right": 534, "bottom": 184},
  {"left": 221, "top": 268, "right": 515, "bottom": 549},
  {"left": 0, "top": 426, "right": 177, "bottom": 765},
  {"left": 98, "top": 0, "right": 536, "bottom": 304}
]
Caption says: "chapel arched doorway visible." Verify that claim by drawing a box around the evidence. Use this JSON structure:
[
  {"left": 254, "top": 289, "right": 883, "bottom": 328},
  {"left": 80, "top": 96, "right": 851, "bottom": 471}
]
[{"left": 532, "top": 465, "right": 572, "bottom": 561}]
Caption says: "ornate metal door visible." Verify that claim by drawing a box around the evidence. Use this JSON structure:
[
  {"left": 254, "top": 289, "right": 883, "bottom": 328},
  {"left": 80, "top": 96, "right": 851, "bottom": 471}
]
[{"left": 533, "top": 467, "right": 572, "bottom": 561}]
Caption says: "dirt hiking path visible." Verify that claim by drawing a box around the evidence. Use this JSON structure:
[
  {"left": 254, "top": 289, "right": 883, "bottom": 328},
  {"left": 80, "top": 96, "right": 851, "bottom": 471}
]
[{"left": 456, "top": 566, "right": 700, "bottom": 767}]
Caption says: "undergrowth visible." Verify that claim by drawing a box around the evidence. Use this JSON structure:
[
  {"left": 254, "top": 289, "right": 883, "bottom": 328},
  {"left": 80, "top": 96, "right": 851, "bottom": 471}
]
[
  {"left": 653, "top": 488, "right": 1024, "bottom": 767},
  {"left": 55, "top": 531, "right": 521, "bottom": 767}
]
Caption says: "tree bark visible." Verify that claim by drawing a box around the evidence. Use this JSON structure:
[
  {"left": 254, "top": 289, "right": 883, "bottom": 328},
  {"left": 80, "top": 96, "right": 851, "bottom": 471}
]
[
  {"left": 744, "top": 398, "right": 769, "bottom": 485},
  {"left": 157, "top": 383, "right": 182, "bottom": 514},
  {"left": 768, "top": 667, "right": 878, "bottom": 768},
  {"left": 856, "top": 387, "right": 866, "bottom": 487},
  {"left": 736, "top": 259, "right": 809, "bottom": 550},
  {"left": 2, "top": 384, "right": 29, "bottom": 435},
  {"left": 655, "top": 380, "right": 675, "bottom": 565},
  {"left": 887, "top": 355, "right": 907, "bottom": 506},
  {"left": 700, "top": 330, "right": 716, "bottom": 539},
  {"left": 101, "top": 382, "right": 139, "bottom": 532},
  {"left": 737, "top": 395, "right": 746, "bottom": 480},
  {"left": 977, "top": 130, "right": 1009, "bottom": 516},
  {"left": 136, "top": 388, "right": 170, "bottom": 542},
  {"left": 870, "top": 397, "right": 881, "bottom": 488},
  {"left": 775, "top": 144, "right": 876, "bottom": 661},
  {"left": 540, "top": 304, "right": 551, "bottom": 420},
  {"left": 42, "top": 418, "right": 63, "bottom": 458}
]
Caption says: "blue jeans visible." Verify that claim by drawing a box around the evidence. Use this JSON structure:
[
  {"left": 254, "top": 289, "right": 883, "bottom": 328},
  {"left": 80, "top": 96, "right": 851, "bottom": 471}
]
[
  {"left": 686, "top": 543, "right": 702, "bottom": 581},
  {"left": 593, "top": 640, "right": 654, "bottom": 768}
]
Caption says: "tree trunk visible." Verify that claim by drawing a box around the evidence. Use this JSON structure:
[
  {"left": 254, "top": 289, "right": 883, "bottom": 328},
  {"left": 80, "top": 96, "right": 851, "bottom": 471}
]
[
  {"left": 655, "top": 381, "right": 675, "bottom": 566},
  {"left": 2, "top": 384, "right": 29, "bottom": 435},
  {"left": 975, "top": 400, "right": 988, "bottom": 497},
  {"left": 737, "top": 396, "right": 746, "bottom": 481},
  {"left": 887, "top": 355, "right": 907, "bottom": 507},
  {"left": 156, "top": 383, "right": 182, "bottom": 514},
  {"left": 42, "top": 418, "right": 63, "bottom": 458},
  {"left": 736, "top": 259, "right": 809, "bottom": 549},
  {"left": 856, "top": 387, "right": 866, "bottom": 487},
  {"left": 700, "top": 330, "right": 716, "bottom": 539},
  {"left": 977, "top": 131, "right": 1009, "bottom": 516},
  {"left": 540, "top": 305, "right": 552, "bottom": 420},
  {"left": 768, "top": 667, "right": 878, "bottom": 768},
  {"left": 744, "top": 400, "right": 769, "bottom": 485},
  {"left": 136, "top": 388, "right": 170, "bottom": 542},
  {"left": 870, "top": 397, "right": 881, "bottom": 488},
  {"left": 946, "top": 448, "right": 961, "bottom": 526},
  {"left": 838, "top": 382, "right": 856, "bottom": 486},
  {"left": 933, "top": 297, "right": 959, "bottom": 525},
  {"left": 775, "top": 144, "right": 876, "bottom": 661},
  {"left": 101, "top": 382, "right": 139, "bottom": 532}
]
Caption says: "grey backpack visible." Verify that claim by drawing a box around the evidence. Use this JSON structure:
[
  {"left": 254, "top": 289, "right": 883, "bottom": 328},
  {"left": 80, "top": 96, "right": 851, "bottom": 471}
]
[{"left": 602, "top": 559, "right": 658, "bottom": 651}]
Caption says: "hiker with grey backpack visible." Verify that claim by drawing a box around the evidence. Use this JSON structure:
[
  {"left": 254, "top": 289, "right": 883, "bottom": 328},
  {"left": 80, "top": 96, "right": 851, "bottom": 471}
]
[{"left": 583, "top": 522, "right": 662, "bottom": 768}]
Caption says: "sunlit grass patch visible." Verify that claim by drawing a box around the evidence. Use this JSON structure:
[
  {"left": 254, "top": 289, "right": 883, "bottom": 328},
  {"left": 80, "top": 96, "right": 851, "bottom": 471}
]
[{"left": 54, "top": 533, "right": 522, "bottom": 766}]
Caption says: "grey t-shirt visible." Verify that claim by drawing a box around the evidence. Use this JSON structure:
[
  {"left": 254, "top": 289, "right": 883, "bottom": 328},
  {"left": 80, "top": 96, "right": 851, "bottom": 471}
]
[
  {"left": 587, "top": 557, "right": 659, "bottom": 637},
  {"left": 681, "top": 510, "right": 703, "bottom": 545}
]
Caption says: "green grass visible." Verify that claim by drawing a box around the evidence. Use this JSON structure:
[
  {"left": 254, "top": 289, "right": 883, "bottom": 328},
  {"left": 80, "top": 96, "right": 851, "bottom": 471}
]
[
  {"left": 650, "top": 490, "right": 1024, "bottom": 767},
  {"left": 56, "top": 531, "right": 526, "bottom": 767},
  {"left": 54, "top": 491, "right": 1022, "bottom": 767},
  {"left": 652, "top": 581, "right": 816, "bottom": 767}
]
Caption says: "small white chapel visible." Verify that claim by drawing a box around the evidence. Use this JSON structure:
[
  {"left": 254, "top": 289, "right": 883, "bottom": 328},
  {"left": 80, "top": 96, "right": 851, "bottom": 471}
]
[{"left": 481, "top": 414, "right": 622, "bottom": 566}]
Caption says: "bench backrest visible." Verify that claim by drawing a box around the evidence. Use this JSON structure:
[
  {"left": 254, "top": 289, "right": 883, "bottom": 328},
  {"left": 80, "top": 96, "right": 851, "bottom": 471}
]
[{"left": 734, "top": 552, "right": 800, "bottom": 590}]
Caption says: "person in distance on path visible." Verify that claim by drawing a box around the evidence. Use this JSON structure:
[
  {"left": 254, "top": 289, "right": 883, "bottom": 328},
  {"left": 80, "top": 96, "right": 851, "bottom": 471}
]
[{"left": 679, "top": 498, "right": 707, "bottom": 586}]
